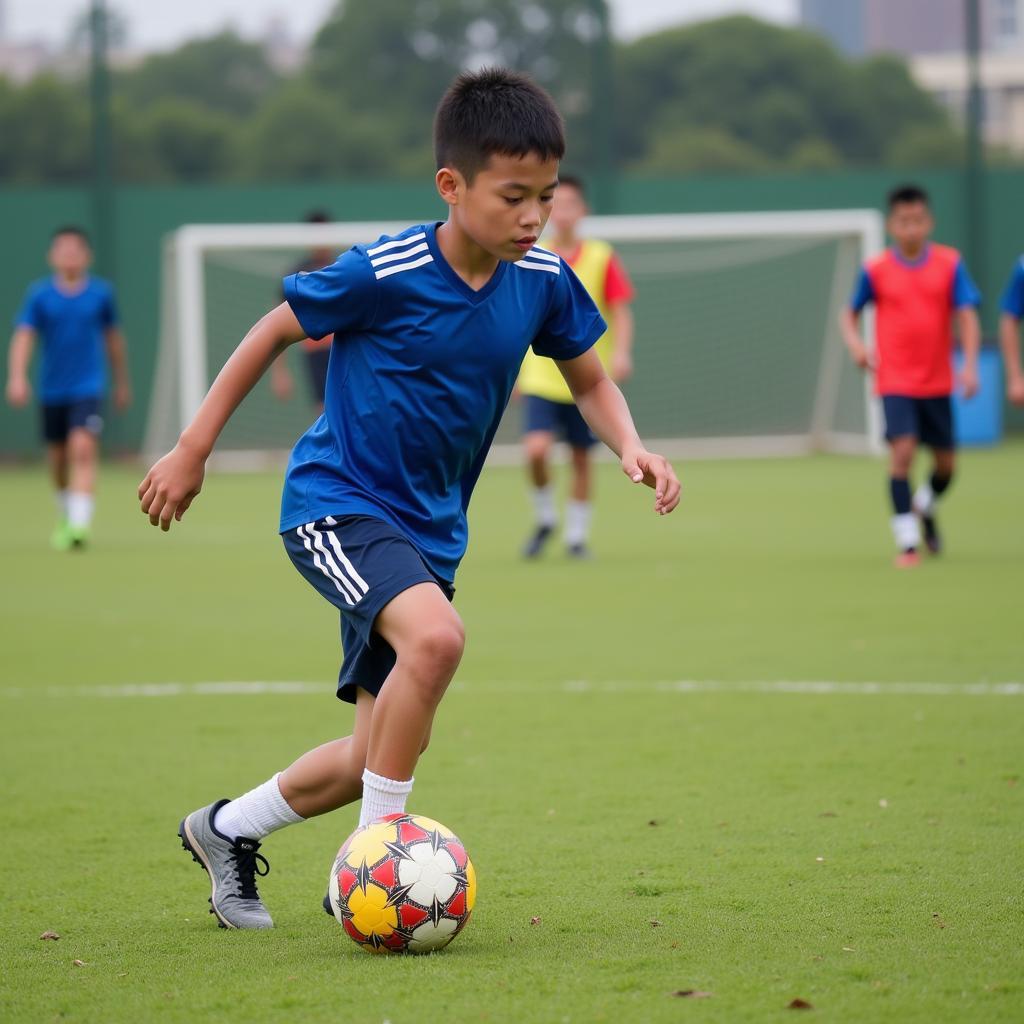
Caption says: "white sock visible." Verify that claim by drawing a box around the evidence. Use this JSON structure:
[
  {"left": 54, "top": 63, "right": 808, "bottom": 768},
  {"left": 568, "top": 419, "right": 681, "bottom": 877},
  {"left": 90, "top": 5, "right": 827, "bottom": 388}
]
[
  {"left": 532, "top": 485, "right": 557, "bottom": 529},
  {"left": 55, "top": 490, "right": 70, "bottom": 520},
  {"left": 565, "top": 499, "right": 592, "bottom": 546},
  {"left": 360, "top": 769, "right": 414, "bottom": 827},
  {"left": 913, "top": 482, "right": 935, "bottom": 516},
  {"left": 214, "top": 772, "right": 304, "bottom": 841},
  {"left": 890, "top": 513, "right": 921, "bottom": 551},
  {"left": 67, "top": 492, "right": 94, "bottom": 530}
]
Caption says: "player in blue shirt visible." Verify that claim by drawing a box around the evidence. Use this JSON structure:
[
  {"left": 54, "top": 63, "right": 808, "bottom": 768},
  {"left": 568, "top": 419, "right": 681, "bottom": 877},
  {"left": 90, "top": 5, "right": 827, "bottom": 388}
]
[
  {"left": 999, "top": 255, "right": 1024, "bottom": 405},
  {"left": 139, "top": 69, "right": 680, "bottom": 930},
  {"left": 6, "top": 226, "right": 131, "bottom": 549}
]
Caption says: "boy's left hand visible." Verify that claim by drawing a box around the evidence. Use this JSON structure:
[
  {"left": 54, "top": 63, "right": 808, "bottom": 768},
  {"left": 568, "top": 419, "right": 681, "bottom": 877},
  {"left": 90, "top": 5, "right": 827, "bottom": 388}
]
[
  {"left": 621, "top": 445, "right": 680, "bottom": 516},
  {"left": 958, "top": 363, "right": 979, "bottom": 399}
]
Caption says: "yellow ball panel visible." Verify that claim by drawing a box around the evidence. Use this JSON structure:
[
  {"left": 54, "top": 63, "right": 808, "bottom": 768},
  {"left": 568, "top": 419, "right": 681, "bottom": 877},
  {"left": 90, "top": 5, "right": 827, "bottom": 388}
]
[{"left": 348, "top": 882, "right": 398, "bottom": 938}]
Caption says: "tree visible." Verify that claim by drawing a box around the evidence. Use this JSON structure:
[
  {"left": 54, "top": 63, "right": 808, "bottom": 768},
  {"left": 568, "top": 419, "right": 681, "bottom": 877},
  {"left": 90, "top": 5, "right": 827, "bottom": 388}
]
[
  {"left": 308, "top": 0, "right": 608, "bottom": 166},
  {"left": 615, "top": 15, "right": 961, "bottom": 175},
  {"left": 0, "top": 75, "right": 88, "bottom": 183},
  {"left": 114, "top": 32, "right": 279, "bottom": 118}
]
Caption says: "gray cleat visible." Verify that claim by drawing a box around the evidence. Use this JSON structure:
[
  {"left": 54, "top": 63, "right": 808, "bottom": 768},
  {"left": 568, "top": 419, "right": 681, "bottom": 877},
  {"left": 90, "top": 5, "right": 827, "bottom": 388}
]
[{"left": 179, "top": 799, "right": 274, "bottom": 929}]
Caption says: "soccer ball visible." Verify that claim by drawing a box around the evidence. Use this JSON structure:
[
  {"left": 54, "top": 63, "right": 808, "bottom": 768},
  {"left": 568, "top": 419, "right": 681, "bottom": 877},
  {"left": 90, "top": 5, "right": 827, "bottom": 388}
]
[{"left": 327, "top": 813, "right": 476, "bottom": 954}]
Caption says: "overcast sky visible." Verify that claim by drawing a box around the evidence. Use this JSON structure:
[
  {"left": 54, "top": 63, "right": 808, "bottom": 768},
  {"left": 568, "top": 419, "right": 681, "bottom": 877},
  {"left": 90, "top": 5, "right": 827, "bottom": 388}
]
[{"left": 5, "top": 0, "right": 797, "bottom": 50}]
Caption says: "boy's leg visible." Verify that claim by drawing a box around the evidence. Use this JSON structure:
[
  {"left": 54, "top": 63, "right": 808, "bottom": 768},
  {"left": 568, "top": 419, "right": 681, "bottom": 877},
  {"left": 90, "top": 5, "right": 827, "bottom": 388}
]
[
  {"left": 888, "top": 434, "right": 921, "bottom": 564},
  {"left": 364, "top": 581, "right": 464, "bottom": 785},
  {"left": 42, "top": 404, "right": 72, "bottom": 549},
  {"left": 564, "top": 404, "right": 597, "bottom": 558},
  {"left": 913, "top": 398, "right": 956, "bottom": 555},
  {"left": 66, "top": 417, "right": 100, "bottom": 544},
  {"left": 523, "top": 421, "right": 558, "bottom": 557}
]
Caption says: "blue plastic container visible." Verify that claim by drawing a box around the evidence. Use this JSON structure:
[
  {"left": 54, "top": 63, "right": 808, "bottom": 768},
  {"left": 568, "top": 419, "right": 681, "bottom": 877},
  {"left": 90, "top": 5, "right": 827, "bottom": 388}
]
[{"left": 953, "top": 347, "right": 1003, "bottom": 446}]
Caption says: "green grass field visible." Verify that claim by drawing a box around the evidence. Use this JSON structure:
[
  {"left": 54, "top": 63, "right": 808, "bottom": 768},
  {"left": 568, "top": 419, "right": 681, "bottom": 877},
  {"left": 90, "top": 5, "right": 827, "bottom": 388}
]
[{"left": 2, "top": 448, "right": 1022, "bottom": 1023}]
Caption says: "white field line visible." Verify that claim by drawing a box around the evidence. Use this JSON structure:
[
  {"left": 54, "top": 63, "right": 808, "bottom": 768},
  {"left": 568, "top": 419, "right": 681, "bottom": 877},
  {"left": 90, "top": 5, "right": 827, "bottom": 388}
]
[{"left": 1, "top": 679, "right": 1023, "bottom": 699}]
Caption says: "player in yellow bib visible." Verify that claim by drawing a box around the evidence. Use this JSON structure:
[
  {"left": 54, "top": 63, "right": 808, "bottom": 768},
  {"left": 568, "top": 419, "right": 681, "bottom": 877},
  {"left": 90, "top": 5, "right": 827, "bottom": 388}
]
[{"left": 518, "top": 176, "right": 635, "bottom": 558}]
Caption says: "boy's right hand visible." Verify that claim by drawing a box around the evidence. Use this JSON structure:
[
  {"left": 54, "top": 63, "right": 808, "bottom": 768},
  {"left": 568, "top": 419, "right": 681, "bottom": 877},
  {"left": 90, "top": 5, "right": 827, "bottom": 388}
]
[
  {"left": 1008, "top": 374, "right": 1024, "bottom": 406},
  {"left": 5, "top": 376, "right": 30, "bottom": 407},
  {"left": 138, "top": 442, "right": 207, "bottom": 531},
  {"left": 849, "top": 341, "right": 876, "bottom": 371}
]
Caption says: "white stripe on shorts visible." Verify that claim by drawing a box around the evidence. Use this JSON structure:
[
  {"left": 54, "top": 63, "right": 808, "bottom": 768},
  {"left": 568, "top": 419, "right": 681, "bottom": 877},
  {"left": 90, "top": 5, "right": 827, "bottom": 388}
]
[
  {"left": 306, "top": 523, "right": 365, "bottom": 604},
  {"left": 298, "top": 524, "right": 356, "bottom": 605}
]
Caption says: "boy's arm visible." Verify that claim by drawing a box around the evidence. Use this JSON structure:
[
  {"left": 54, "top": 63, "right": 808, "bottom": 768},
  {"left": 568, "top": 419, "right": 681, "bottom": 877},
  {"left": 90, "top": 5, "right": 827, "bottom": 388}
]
[
  {"left": 609, "top": 302, "right": 634, "bottom": 382},
  {"left": 104, "top": 326, "right": 132, "bottom": 410},
  {"left": 556, "top": 348, "right": 679, "bottom": 515},
  {"left": 838, "top": 307, "right": 875, "bottom": 370},
  {"left": 955, "top": 306, "right": 981, "bottom": 399},
  {"left": 139, "top": 302, "right": 306, "bottom": 530},
  {"left": 999, "top": 312, "right": 1024, "bottom": 405},
  {"left": 6, "top": 326, "right": 36, "bottom": 407}
]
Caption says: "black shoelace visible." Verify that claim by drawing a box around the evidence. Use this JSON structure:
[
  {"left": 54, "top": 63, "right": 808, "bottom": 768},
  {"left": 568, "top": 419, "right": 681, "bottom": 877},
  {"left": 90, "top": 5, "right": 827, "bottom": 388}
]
[{"left": 230, "top": 841, "right": 270, "bottom": 900}]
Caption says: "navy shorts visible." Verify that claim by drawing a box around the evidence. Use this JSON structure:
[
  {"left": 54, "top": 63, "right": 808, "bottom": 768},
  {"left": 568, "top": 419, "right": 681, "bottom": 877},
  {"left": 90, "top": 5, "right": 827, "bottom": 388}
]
[
  {"left": 304, "top": 347, "right": 330, "bottom": 406},
  {"left": 882, "top": 395, "right": 954, "bottom": 449},
  {"left": 41, "top": 397, "right": 103, "bottom": 443},
  {"left": 282, "top": 515, "right": 454, "bottom": 704},
  {"left": 523, "top": 394, "right": 596, "bottom": 450}
]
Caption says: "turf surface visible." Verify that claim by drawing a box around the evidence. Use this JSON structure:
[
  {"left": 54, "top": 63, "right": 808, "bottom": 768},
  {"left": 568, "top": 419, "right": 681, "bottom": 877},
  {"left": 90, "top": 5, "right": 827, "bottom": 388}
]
[{"left": 2, "top": 447, "right": 1022, "bottom": 1022}]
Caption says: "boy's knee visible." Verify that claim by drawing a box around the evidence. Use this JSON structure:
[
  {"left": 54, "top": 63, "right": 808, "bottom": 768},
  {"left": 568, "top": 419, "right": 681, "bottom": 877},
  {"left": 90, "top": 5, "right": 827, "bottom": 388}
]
[
  {"left": 400, "top": 620, "right": 465, "bottom": 701},
  {"left": 524, "top": 433, "right": 550, "bottom": 464}
]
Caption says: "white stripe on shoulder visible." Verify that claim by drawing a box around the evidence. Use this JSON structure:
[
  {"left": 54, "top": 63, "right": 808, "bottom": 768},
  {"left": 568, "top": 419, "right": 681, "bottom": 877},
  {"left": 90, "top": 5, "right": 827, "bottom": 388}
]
[
  {"left": 515, "top": 259, "right": 561, "bottom": 274},
  {"left": 370, "top": 242, "right": 429, "bottom": 268},
  {"left": 374, "top": 253, "right": 434, "bottom": 280},
  {"left": 366, "top": 232, "right": 427, "bottom": 257},
  {"left": 526, "top": 248, "right": 561, "bottom": 265}
]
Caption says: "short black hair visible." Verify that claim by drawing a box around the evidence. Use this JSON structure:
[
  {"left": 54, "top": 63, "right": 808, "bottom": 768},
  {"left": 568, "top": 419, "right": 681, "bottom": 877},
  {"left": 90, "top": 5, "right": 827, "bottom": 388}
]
[
  {"left": 434, "top": 67, "right": 565, "bottom": 182},
  {"left": 557, "top": 174, "right": 587, "bottom": 199},
  {"left": 52, "top": 225, "right": 91, "bottom": 244},
  {"left": 887, "top": 184, "right": 930, "bottom": 211},
  {"left": 304, "top": 209, "right": 330, "bottom": 223}
]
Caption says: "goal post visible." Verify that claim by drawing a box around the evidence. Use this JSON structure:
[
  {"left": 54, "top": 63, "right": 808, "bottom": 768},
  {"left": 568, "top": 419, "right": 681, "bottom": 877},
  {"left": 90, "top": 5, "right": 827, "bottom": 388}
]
[{"left": 144, "top": 210, "right": 884, "bottom": 462}]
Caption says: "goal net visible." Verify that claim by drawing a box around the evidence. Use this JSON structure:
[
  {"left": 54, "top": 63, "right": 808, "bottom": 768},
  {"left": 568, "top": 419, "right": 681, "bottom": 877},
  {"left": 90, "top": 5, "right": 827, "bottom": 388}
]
[{"left": 144, "top": 211, "right": 883, "bottom": 462}]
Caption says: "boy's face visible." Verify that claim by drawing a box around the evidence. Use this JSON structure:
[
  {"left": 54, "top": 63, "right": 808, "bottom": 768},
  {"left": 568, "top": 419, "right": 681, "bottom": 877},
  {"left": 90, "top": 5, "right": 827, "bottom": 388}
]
[
  {"left": 49, "top": 233, "right": 92, "bottom": 276},
  {"left": 549, "top": 182, "right": 587, "bottom": 236},
  {"left": 887, "top": 201, "right": 933, "bottom": 253},
  {"left": 442, "top": 152, "right": 559, "bottom": 262}
]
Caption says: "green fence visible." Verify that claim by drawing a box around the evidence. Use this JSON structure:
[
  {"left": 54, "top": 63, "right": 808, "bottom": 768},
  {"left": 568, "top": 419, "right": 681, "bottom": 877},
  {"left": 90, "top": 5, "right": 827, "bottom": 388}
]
[{"left": 2, "top": 167, "right": 1021, "bottom": 458}]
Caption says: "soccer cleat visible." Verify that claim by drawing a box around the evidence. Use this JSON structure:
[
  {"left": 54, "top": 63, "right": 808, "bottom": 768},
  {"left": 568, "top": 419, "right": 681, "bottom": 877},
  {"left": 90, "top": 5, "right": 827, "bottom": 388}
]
[
  {"left": 920, "top": 513, "right": 941, "bottom": 555},
  {"left": 566, "top": 542, "right": 591, "bottom": 560},
  {"left": 322, "top": 890, "right": 335, "bottom": 918},
  {"left": 68, "top": 525, "right": 89, "bottom": 550},
  {"left": 179, "top": 799, "right": 274, "bottom": 929},
  {"left": 50, "top": 522, "right": 73, "bottom": 551},
  {"left": 894, "top": 549, "right": 921, "bottom": 569},
  {"left": 522, "top": 523, "right": 554, "bottom": 559}
]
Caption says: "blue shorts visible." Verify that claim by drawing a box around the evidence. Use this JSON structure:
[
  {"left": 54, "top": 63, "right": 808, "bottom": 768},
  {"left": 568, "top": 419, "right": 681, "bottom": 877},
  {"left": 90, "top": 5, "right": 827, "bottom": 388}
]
[
  {"left": 41, "top": 397, "right": 103, "bottom": 443},
  {"left": 523, "top": 394, "right": 596, "bottom": 450},
  {"left": 882, "top": 395, "right": 954, "bottom": 450},
  {"left": 282, "top": 515, "right": 454, "bottom": 704},
  {"left": 304, "top": 347, "right": 330, "bottom": 406}
]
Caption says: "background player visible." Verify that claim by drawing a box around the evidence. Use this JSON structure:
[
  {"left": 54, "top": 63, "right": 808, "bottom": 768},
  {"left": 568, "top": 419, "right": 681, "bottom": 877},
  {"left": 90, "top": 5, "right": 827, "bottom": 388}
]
[
  {"left": 517, "top": 175, "right": 635, "bottom": 559},
  {"left": 998, "top": 253, "right": 1024, "bottom": 406},
  {"left": 5, "top": 226, "right": 130, "bottom": 549},
  {"left": 138, "top": 69, "right": 679, "bottom": 930},
  {"left": 270, "top": 209, "right": 336, "bottom": 414},
  {"left": 839, "top": 185, "right": 981, "bottom": 567}
]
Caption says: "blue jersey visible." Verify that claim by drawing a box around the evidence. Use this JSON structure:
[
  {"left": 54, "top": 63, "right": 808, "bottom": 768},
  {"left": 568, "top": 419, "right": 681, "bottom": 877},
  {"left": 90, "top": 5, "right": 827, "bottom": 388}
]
[
  {"left": 1000, "top": 256, "right": 1024, "bottom": 317},
  {"left": 281, "top": 222, "right": 606, "bottom": 580},
  {"left": 15, "top": 276, "right": 118, "bottom": 403}
]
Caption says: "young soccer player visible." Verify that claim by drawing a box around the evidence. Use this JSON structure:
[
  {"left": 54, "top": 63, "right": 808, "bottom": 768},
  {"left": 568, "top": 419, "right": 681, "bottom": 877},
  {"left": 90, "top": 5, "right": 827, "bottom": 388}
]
[
  {"left": 139, "top": 69, "right": 680, "bottom": 930},
  {"left": 518, "top": 175, "right": 635, "bottom": 559},
  {"left": 270, "top": 209, "right": 336, "bottom": 414},
  {"left": 6, "top": 226, "right": 131, "bottom": 549},
  {"left": 998, "top": 254, "right": 1024, "bottom": 406},
  {"left": 839, "top": 185, "right": 981, "bottom": 567}
]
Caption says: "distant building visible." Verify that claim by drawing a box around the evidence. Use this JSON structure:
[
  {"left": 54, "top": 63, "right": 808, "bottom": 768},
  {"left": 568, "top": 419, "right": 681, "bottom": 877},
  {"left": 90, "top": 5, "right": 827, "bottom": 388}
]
[{"left": 800, "top": 0, "right": 1024, "bottom": 153}]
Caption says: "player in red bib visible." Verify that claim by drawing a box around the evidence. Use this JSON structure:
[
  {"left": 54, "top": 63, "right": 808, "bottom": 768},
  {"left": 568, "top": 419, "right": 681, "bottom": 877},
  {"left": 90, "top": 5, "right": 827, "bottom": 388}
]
[{"left": 840, "top": 185, "right": 981, "bottom": 567}]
